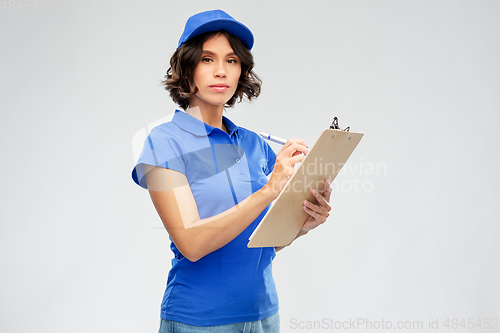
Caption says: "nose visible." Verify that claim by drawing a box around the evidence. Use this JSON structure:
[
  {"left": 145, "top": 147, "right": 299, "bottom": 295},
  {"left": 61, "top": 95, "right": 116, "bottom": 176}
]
[{"left": 214, "top": 61, "right": 227, "bottom": 78}]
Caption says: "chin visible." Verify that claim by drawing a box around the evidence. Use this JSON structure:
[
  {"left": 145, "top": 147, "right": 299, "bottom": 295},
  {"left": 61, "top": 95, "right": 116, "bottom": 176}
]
[{"left": 197, "top": 97, "right": 231, "bottom": 107}]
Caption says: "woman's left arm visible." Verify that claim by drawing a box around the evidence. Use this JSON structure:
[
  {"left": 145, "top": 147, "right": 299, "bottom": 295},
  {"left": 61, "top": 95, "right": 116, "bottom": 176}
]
[{"left": 275, "top": 178, "right": 332, "bottom": 252}]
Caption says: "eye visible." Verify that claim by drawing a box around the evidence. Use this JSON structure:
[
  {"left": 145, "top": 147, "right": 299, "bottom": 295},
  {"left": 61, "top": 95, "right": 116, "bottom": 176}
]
[
  {"left": 201, "top": 57, "right": 212, "bottom": 63},
  {"left": 227, "top": 59, "right": 238, "bottom": 64}
]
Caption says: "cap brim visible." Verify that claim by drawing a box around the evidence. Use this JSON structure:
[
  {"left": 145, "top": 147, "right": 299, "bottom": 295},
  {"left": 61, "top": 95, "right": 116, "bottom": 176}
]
[{"left": 178, "top": 18, "right": 254, "bottom": 50}]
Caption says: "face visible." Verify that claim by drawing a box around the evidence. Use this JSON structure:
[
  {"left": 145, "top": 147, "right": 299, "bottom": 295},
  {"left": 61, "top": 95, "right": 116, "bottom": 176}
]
[{"left": 190, "top": 33, "right": 241, "bottom": 108}]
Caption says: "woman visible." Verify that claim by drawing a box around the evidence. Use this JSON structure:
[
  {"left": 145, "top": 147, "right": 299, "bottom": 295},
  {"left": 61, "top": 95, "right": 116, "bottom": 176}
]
[{"left": 132, "top": 9, "right": 331, "bottom": 332}]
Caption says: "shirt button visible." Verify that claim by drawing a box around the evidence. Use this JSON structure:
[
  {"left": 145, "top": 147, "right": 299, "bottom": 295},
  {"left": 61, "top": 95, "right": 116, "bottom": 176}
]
[{"left": 236, "top": 159, "right": 240, "bottom": 163}]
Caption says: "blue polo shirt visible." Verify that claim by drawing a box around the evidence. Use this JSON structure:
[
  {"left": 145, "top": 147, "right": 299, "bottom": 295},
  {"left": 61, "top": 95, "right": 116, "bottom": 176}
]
[{"left": 132, "top": 110, "right": 279, "bottom": 326}]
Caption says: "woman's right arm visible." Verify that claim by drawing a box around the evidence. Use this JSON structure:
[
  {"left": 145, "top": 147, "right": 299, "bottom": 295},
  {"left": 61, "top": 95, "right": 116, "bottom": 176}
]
[{"left": 145, "top": 139, "right": 307, "bottom": 262}]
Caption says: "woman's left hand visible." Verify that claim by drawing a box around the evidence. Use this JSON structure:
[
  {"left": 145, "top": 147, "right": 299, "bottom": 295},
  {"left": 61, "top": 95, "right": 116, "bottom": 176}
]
[
  {"left": 275, "top": 178, "right": 332, "bottom": 251},
  {"left": 300, "top": 178, "right": 332, "bottom": 235}
]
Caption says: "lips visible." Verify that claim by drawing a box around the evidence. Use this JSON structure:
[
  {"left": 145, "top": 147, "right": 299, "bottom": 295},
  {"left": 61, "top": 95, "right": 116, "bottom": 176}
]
[{"left": 209, "top": 84, "right": 229, "bottom": 92}]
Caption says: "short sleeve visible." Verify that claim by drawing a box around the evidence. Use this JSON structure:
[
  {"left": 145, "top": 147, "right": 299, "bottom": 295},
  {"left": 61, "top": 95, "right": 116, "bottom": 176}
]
[
  {"left": 131, "top": 126, "right": 185, "bottom": 189},
  {"left": 264, "top": 140, "right": 277, "bottom": 176}
]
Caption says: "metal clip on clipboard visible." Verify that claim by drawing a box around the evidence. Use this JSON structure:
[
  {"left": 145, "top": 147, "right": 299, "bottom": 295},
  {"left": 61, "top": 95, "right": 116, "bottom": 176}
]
[{"left": 329, "top": 117, "right": 350, "bottom": 132}]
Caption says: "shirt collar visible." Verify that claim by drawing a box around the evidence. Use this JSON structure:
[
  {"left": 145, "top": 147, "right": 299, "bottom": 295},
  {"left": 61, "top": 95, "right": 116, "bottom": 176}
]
[
  {"left": 223, "top": 115, "right": 239, "bottom": 136},
  {"left": 172, "top": 110, "right": 239, "bottom": 137}
]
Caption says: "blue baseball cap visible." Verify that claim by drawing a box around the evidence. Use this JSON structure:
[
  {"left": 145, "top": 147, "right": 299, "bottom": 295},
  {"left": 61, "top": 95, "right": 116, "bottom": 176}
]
[{"left": 177, "top": 10, "right": 254, "bottom": 50}]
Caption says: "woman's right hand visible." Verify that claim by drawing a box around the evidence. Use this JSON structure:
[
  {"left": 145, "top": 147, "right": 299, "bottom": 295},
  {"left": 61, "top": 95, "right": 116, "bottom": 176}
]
[{"left": 263, "top": 139, "right": 308, "bottom": 198}]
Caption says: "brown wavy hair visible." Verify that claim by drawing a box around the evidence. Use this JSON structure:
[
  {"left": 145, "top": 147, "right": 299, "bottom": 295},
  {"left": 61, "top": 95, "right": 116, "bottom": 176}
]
[{"left": 162, "top": 30, "right": 262, "bottom": 110}]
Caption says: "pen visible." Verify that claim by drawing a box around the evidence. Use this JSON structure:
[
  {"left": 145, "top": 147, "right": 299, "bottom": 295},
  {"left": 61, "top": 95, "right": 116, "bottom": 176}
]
[
  {"left": 260, "top": 132, "right": 310, "bottom": 149},
  {"left": 259, "top": 132, "right": 287, "bottom": 145}
]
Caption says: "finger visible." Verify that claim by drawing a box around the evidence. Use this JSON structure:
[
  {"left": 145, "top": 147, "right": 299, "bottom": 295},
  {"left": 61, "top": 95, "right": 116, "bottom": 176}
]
[
  {"left": 289, "top": 153, "right": 305, "bottom": 165},
  {"left": 284, "top": 138, "right": 308, "bottom": 148},
  {"left": 283, "top": 141, "right": 308, "bottom": 157},
  {"left": 323, "top": 179, "right": 332, "bottom": 202},
  {"left": 311, "top": 189, "right": 330, "bottom": 209},
  {"left": 304, "top": 198, "right": 330, "bottom": 217},
  {"left": 312, "top": 188, "right": 331, "bottom": 212},
  {"left": 303, "top": 205, "right": 327, "bottom": 224},
  {"left": 280, "top": 139, "right": 305, "bottom": 153}
]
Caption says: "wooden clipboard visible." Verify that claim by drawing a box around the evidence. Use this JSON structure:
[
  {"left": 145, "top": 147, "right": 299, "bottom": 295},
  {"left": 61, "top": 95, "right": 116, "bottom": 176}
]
[{"left": 248, "top": 127, "right": 364, "bottom": 248}]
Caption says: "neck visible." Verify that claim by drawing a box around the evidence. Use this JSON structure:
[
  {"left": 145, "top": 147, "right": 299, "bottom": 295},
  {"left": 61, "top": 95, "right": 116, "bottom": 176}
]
[{"left": 187, "top": 100, "right": 227, "bottom": 132}]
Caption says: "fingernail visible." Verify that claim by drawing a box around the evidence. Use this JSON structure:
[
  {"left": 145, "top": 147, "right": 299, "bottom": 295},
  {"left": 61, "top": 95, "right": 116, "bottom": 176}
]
[{"left": 313, "top": 189, "right": 317, "bottom": 195}]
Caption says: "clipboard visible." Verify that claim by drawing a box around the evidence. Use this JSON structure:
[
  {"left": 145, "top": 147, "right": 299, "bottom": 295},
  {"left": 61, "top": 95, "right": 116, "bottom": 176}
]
[{"left": 248, "top": 118, "right": 364, "bottom": 248}]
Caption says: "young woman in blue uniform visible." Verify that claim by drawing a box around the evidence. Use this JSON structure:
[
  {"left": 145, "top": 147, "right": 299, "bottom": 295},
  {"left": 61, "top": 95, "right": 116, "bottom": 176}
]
[{"left": 132, "top": 9, "right": 332, "bottom": 333}]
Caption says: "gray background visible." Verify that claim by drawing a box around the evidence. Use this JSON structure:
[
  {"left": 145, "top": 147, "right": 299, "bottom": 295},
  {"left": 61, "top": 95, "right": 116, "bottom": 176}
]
[{"left": 1, "top": 0, "right": 499, "bottom": 332}]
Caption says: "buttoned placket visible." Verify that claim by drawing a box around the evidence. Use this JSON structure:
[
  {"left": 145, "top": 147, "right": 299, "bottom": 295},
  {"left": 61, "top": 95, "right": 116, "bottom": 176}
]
[
  {"left": 208, "top": 128, "right": 245, "bottom": 205},
  {"left": 216, "top": 127, "right": 241, "bottom": 165}
]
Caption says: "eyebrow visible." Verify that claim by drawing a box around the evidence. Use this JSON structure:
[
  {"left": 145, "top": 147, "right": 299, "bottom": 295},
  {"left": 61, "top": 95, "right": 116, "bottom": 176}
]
[{"left": 201, "top": 50, "right": 238, "bottom": 57}]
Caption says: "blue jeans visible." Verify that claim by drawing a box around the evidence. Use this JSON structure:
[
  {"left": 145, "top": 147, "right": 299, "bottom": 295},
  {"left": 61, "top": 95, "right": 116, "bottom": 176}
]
[{"left": 158, "top": 312, "right": 280, "bottom": 333}]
